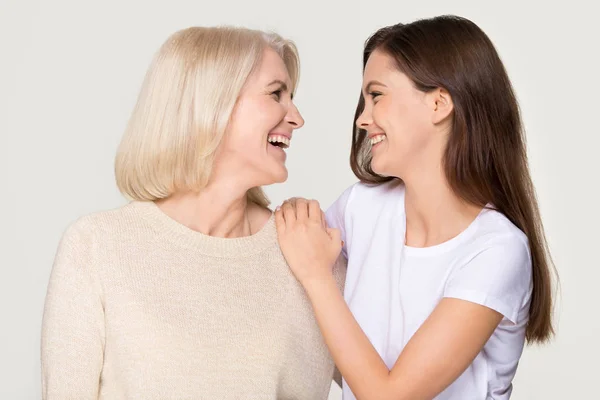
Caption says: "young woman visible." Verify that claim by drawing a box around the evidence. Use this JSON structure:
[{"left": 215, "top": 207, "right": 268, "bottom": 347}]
[
  {"left": 276, "top": 15, "right": 555, "bottom": 400},
  {"left": 41, "top": 26, "right": 344, "bottom": 399}
]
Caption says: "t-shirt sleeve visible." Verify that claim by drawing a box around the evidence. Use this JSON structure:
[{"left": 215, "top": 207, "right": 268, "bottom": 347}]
[
  {"left": 325, "top": 184, "right": 355, "bottom": 259},
  {"left": 443, "top": 235, "right": 532, "bottom": 324}
]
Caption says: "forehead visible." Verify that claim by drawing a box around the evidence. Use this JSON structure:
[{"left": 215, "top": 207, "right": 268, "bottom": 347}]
[
  {"left": 362, "top": 49, "right": 417, "bottom": 93},
  {"left": 252, "top": 47, "right": 291, "bottom": 86},
  {"left": 363, "top": 50, "right": 397, "bottom": 80}
]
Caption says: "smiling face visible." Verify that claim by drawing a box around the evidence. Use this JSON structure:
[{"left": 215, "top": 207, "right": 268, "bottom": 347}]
[
  {"left": 215, "top": 47, "right": 304, "bottom": 187},
  {"left": 357, "top": 49, "right": 452, "bottom": 181}
]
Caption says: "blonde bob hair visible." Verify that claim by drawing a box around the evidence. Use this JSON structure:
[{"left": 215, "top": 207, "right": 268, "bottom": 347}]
[{"left": 115, "top": 27, "right": 300, "bottom": 207}]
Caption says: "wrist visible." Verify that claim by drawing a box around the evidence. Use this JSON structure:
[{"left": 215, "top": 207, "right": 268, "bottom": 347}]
[{"left": 303, "top": 271, "right": 337, "bottom": 297}]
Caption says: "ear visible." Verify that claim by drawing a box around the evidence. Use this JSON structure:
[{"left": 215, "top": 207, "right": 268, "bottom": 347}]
[{"left": 430, "top": 88, "right": 454, "bottom": 125}]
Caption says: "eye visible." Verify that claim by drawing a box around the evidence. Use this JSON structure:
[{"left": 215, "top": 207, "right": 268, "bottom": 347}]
[
  {"left": 271, "top": 89, "right": 282, "bottom": 101},
  {"left": 369, "top": 92, "right": 382, "bottom": 102}
]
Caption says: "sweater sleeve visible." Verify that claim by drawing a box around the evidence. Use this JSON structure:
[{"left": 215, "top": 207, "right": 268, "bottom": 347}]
[{"left": 41, "top": 219, "right": 105, "bottom": 399}]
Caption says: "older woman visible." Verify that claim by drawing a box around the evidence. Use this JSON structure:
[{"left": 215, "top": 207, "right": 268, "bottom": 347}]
[{"left": 41, "top": 26, "right": 344, "bottom": 399}]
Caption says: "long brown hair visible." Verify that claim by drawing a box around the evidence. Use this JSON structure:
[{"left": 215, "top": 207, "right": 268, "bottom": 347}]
[{"left": 351, "top": 15, "right": 556, "bottom": 343}]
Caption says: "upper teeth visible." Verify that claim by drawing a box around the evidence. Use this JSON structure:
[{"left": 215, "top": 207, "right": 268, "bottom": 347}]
[
  {"left": 268, "top": 135, "right": 290, "bottom": 148},
  {"left": 370, "top": 135, "right": 386, "bottom": 145}
]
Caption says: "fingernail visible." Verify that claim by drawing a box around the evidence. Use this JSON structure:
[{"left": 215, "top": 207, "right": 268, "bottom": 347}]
[{"left": 275, "top": 206, "right": 281, "bottom": 211}]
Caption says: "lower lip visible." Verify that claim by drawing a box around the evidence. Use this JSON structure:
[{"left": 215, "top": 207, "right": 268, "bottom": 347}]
[
  {"left": 371, "top": 139, "right": 386, "bottom": 150},
  {"left": 268, "top": 143, "right": 287, "bottom": 160}
]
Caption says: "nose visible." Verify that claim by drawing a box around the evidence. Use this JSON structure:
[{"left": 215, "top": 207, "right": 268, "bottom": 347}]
[
  {"left": 356, "top": 106, "right": 372, "bottom": 130},
  {"left": 285, "top": 102, "right": 305, "bottom": 129},
  {"left": 355, "top": 96, "right": 372, "bottom": 129}
]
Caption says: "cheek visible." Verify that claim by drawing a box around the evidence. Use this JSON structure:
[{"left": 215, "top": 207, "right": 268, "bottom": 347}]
[
  {"left": 247, "top": 100, "right": 286, "bottom": 143},
  {"left": 228, "top": 100, "right": 280, "bottom": 148},
  {"left": 372, "top": 100, "right": 406, "bottom": 148},
  {"left": 251, "top": 97, "right": 286, "bottom": 127},
  {"left": 268, "top": 105, "right": 287, "bottom": 130},
  {"left": 375, "top": 100, "right": 429, "bottom": 151}
]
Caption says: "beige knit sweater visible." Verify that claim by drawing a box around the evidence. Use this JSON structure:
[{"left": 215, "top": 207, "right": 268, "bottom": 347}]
[{"left": 41, "top": 201, "right": 346, "bottom": 399}]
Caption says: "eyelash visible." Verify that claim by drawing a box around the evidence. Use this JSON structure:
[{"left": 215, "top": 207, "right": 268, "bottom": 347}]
[
  {"left": 369, "top": 92, "right": 382, "bottom": 101},
  {"left": 271, "top": 90, "right": 282, "bottom": 101}
]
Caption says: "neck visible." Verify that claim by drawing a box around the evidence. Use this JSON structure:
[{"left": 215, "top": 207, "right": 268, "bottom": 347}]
[
  {"left": 403, "top": 164, "right": 481, "bottom": 247},
  {"left": 156, "top": 179, "right": 267, "bottom": 239}
]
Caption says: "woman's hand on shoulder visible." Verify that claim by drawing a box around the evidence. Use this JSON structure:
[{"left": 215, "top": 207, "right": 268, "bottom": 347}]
[{"left": 275, "top": 198, "right": 342, "bottom": 287}]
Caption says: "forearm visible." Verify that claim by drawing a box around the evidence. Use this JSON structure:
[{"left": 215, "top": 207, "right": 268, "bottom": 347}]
[{"left": 304, "top": 276, "right": 396, "bottom": 400}]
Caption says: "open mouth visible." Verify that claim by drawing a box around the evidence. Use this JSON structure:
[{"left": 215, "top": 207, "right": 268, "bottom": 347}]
[
  {"left": 370, "top": 134, "right": 386, "bottom": 146},
  {"left": 268, "top": 135, "right": 290, "bottom": 149}
]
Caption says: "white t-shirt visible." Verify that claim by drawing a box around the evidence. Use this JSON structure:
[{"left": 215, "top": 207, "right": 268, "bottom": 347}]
[{"left": 325, "top": 180, "right": 532, "bottom": 400}]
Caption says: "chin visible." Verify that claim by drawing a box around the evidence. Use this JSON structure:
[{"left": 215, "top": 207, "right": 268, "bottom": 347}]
[
  {"left": 370, "top": 158, "right": 386, "bottom": 176},
  {"left": 262, "top": 167, "right": 288, "bottom": 185},
  {"left": 372, "top": 163, "right": 399, "bottom": 179},
  {"left": 274, "top": 169, "right": 288, "bottom": 183}
]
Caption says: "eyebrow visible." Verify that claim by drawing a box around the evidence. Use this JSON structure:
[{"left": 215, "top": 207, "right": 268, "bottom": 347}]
[
  {"left": 267, "top": 79, "right": 289, "bottom": 91},
  {"left": 363, "top": 80, "right": 387, "bottom": 94}
]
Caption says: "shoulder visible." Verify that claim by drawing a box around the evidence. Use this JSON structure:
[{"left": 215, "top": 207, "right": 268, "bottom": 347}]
[
  {"left": 452, "top": 208, "right": 532, "bottom": 289},
  {"left": 445, "top": 209, "right": 533, "bottom": 323},
  {"left": 326, "top": 179, "right": 404, "bottom": 220},
  {"left": 471, "top": 208, "right": 530, "bottom": 256},
  {"left": 346, "top": 179, "right": 404, "bottom": 205},
  {"left": 58, "top": 202, "right": 148, "bottom": 247}
]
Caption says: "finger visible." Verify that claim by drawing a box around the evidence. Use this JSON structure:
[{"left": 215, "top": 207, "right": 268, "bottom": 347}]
[
  {"left": 320, "top": 210, "right": 327, "bottom": 229},
  {"left": 274, "top": 207, "right": 286, "bottom": 234},
  {"left": 327, "top": 227, "right": 342, "bottom": 246},
  {"left": 296, "top": 198, "right": 309, "bottom": 221},
  {"left": 281, "top": 200, "right": 296, "bottom": 224},
  {"left": 308, "top": 200, "right": 321, "bottom": 222},
  {"left": 286, "top": 197, "right": 298, "bottom": 208}
]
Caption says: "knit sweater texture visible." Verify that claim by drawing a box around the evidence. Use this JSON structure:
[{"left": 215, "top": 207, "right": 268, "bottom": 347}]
[{"left": 41, "top": 201, "right": 346, "bottom": 399}]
